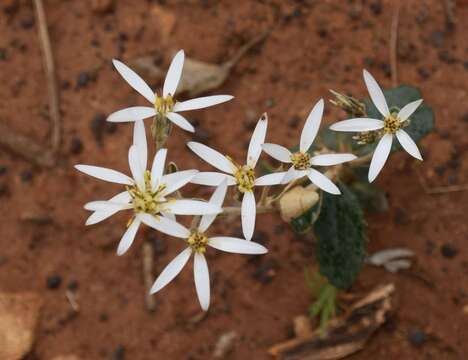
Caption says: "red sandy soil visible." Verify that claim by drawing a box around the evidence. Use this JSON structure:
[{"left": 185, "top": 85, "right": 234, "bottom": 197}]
[{"left": 0, "top": 0, "right": 467, "bottom": 359}]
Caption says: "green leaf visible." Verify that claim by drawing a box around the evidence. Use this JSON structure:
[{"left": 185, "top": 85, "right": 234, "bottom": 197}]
[{"left": 314, "top": 183, "right": 367, "bottom": 290}]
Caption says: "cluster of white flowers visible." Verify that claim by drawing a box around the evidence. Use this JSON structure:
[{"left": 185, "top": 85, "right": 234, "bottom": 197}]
[{"left": 76, "top": 50, "right": 423, "bottom": 310}]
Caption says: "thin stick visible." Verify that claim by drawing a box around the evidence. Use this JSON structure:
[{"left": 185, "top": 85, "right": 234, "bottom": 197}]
[
  {"left": 390, "top": 3, "right": 400, "bottom": 88},
  {"left": 142, "top": 242, "right": 156, "bottom": 312},
  {"left": 33, "top": 0, "right": 61, "bottom": 156}
]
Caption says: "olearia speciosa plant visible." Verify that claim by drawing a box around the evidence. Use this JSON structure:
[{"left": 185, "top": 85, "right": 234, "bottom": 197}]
[{"left": 76, "top": 50, "right": 435, "bottom": 327}]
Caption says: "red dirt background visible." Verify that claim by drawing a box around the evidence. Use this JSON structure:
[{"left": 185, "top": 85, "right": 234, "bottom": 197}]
[{"left": 0, "top": 0, "right": 467, "bottom": 359}]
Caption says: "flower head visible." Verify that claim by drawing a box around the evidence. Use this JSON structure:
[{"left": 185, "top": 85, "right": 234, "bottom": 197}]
[
  {"left": 187, "top": 114, "right": 285, "bottom": 241},
  {"left": 329, "top": 69, "right": 423, "bottom": 182},
  {"left": 75, "top": 121, "right": 221, "bottom": 256},
  {"left": 149, "top": 180, "right": 268, "bottom": 311},
  {"left": 262, "top": 99, "right": 356, "bottom": 194},
  {"left": 107, "top": 50, "right": 234, "bottom": 132}
]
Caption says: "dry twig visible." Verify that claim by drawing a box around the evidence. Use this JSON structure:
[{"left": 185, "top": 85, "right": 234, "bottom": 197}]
[
  {"left": 33, "top": 0, "right": 61, "bottom": 156},
  {"left": 142, "top": 241, "right": 156, "bottom": 312},
  {"left": 390, "top": 3, "right": 401, "bottom": 88}
]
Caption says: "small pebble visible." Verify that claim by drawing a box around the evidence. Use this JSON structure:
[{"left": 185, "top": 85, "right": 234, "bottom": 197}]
[
  {"left": 253, "top": 258, "right": 278, "bottom": 284},
  {"left": 0, "top": 183, "right": 9, "bottom": 197},
  {"left": 20, "top": 170, "right": 33, "bottom": 183},
  {"left": 0, "top": 48, "right": 6, "bottom": 61},
  {"left": 407, "top": 329, "right": 427, "bottom": 347},
  {"left": 369, "top": 0, "right": 382, "bottom": 15},
  {"left": 76, "top": 71, "right": 91, "bottom": 88},
  {"left": 430, "top": 31, "right": 445, "bottom": 48},
  {"left": 20, "top": 15, "right": 35, "bottom": 29},
  {"left": 67, "top": 280, "right": 79, "bottom": 291},
  {"left": 92, "top": 0, "right": 115, "bottom": 14},
  {"left": 440, "top": 243, "right": 457, "bottom": 259},
  {"left": 46, "top": 275, "right": 62, "bottom": 290},
  {"left": 0, "top": 165, "right": 7, "bottom": 175},
  {"left": 69, "top": 137, "right": 83, "bottom": 155},
  {"left": 110, "top": 345, "right": 125, "bottom": 360}
]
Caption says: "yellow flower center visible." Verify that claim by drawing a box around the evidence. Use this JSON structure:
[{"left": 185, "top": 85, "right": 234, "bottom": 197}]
[
  {"left": 154, "top": 95, "right": 174, "bottom": 115},
  {"left": 290, "top": 151, "right": 311, "bottom": 170},
  {"left": 128, "top": 170, "right": 166, "bottom": 215},
  {"left": 383, "top": 115, "right": 401, "bottom": 134},
  {"left": 187, "top": 231, "right": 209, "bottom": 254},
  {"left": 234, "top": 165, "right": 255, "bottom": 193},
  {"left": 353, "top": 131, "right": 378, "bottom": 145}
]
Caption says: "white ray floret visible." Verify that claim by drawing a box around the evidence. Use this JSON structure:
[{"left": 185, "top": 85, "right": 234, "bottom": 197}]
[
  {"left": 75, "top": 121, "right": 221, "bottom": 256},
  {"left": 329, "top": 70, "right": 423, "bottom": 182},
  {"left": 149, "top": 180, "right": 267, "bottom": 311},
  {"left": 107, "top": 50, "right": 233, "bottom": 133},
  {"left": 188, "top": 114, "right": 282, "bottom": 241},
  {"left": 261, "top": 99, "right": 356, "bottom": 194}
]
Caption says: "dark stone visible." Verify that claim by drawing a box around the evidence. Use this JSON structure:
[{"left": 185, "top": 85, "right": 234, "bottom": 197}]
[
  {"left": 46, "top": 275, "right": 62, "bottom": 290},
  {"left": 430, "top": 31, "right": 445, "bottom": 48},
  {"left": 380, "top": 62, "right": 391, "bottom": 78},
  {"left": 407, "top": 329, "right": 427, "bottom": 347},
  {"left": 0, "top": 165, "right": 7, "bottom": 175},
  {"left": 288, "top": 115, "right": 301, "bottom": 129},
  {"left": 438, "top": 50, "right": 457, "bottom": 64},
  {"left": 417, "top": 67, "right": 430, "bottom": 80},
  {"left": 67, "top": 280, "right": 79, "bottom": 291},
  {"left": 253, "top": 258, "right": 278, "bottom": 284},
  {"left": 69, "top": 136, "right": 83, "bottom": 155},
  {"left": 0, "top": 48, "right": 6, "bottom": 61},
  {"left": 20, "top": 15, "right": 35, "bottom": 29},
  {"left": 76, "top": 71, "right": 91, "bottom": 88},
  {"left": 90, "top": 112, "right": 116, "bottom": 145},
  {"left": 252, "top": 230, "right": 268, "bottom": 246},
  {"left": 61, "top": 80, "right": 71, "bottom": 90},
  {"left": 0, "top": 183, "right": 9, "bottom": 197},
  {"left": 110, "top": 345, "right": 125, "bottom": 360},
  {"left": 463, "top": 61, "right": 468, "bottom": 71},
  {"left": 369, "top": 0, "right": 382, "bottom": 15},
  {"left": 440, "top": 243, "right": 457, "bottom": 259},
  {"left": 20, "top": 170, "right": 33, "bottom": 182},
  {"left": 99, "top": 312, "right": 109, "bottom": 322},
  {"left": 462, "top": 112, "right": 468, "bottom": 123}
]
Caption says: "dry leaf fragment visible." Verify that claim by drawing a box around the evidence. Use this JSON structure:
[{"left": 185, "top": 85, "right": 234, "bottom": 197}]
[{"left": 130, "top": 30, "right": 270, "bottom": 97}]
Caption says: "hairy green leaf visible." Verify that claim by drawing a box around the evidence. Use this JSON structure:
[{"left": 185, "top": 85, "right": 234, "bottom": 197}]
[{"left": 314, "top": 183, "right": 367, "bottom": 289}]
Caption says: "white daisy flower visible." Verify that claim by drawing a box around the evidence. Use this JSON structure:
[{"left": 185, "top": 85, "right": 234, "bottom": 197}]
[
  {"left": 329, "top": 69, "right": 423, "bottom": 182},
  {"left": 150, "top": 179, "right": 267, "bottom": 311},
  {"left": 75, "top": 120, "right": 221, "bottom": 256},
  {"left": 188, "top": 114, "right": 284, "bottom": 241},
  {"left": 262, "top": 99, "right": 357, "bottom": 194},
  {"left": 107, "top": 50, "right": 234, "bottom": 133}
]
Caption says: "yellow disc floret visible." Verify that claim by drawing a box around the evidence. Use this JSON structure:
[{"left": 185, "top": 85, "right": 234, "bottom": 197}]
[
  {"left": 290, "top": 151, "right": 311, "bottom": 170},
  {"left": 128, "top": 170, "right": 166, "bottom": 215},
  {"left": 187, "top": 231, "right": 209, "bottom": 254},
  {"left": 154, "top": 95, "right": 174, "bottom": 115},
  {"left": 234, "top": 165, "right": 256, "bottom": 193},
  {"left": 383, "top": 114, "right": 401, "bottom": 134}
]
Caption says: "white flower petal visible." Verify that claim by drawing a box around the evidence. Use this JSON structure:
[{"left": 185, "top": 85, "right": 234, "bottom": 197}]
[
  {"left": 163, "top": 49, "right": 184, "bottom": 97},
  {"left": 161, "top": 170, "right": 198, "bottom": 195},
  {"left": 128, "top": 145, "right": 145, "bottom": 190},
  {"left": 368, "top": 133, "right": 393, "bottom": 182},
  {"left": 161, "top": 211, "right": 176, "bottom": 221},
  {"left": 107, "top": 106, "right": 156, "bottom": 123},
  {"left": 112, "top": 60, "right": 155, "bottom": 103},
  {"left": 187, "top": 142, "right": 235, "bottom": 174},
  {"left": 397, "top": 99, "right": 423, "bottom": 122},
  {"left": 151, "top": 148, "right": 168, "bottom": 190},
  {"left": 139, "top": 213, "right": 191, "bottom": 238},
  {"left": 310, "top": 153, "right": 357, "bottom": 166},
  {"left": 281, "top": 167, "right": 308, "bottom": 184},
  {"left": 307, "top": 169, "right": 341, "bottom": 195},
  {"left": 75, "top": 164, "right": 133, "bottom": 185},
  {"left": 85, "top": 191, "right": 132, "bottom": 225},
  {"left": 396, "top": 130, "right": 422, "bottom": 160},
  {"left": 190, "top": 172, "right": 236, "bottom": 186},
  {"left": 363, "top": 69, "right": 390, "bottom": 117},
  {"left": 133, "top": 120, "right": 147, "bottom": 170},
  {"left": 261, "top": 143, "right": 292, "bottom": 163},
  {"left": 150, "top": 247, "right": 192, "bottom": 294},
  {"left": 241, "top": 191, "right": 256, "bottom": 241},
  {"left": 117, "top": 217, "right": 141, "bottom": 256},
  {"left": 198, "top": 179, "right": 228, "bottom": 233},
  {"left": 300, "top": 99, "right": 324, "bottom": 152},
  {"left": 194, "top": 253, "right": 210, "bottom": 311},
  {"left": 84, "top": 200, "right": 132, "bottom": 212},
  {"left": 173, "top": 95, "right": 234, "bottom": 112},
  {"left": 254, "top": 172, "right": 287, "bottom": 186},
  {"left": 163, "top": 199, "right": 221, "bottom": 216},
  {"left": 247, "top": 113, "right": 268, "bottom": 167},
  {"left": 166, "top": 112, "right": 195, "bottom": 133},
  {"left": 329, "top": 118, "right": 384, "bottom": 132},
  {"left": 208, "top": 237, "right": 268, "bottom": 254}
]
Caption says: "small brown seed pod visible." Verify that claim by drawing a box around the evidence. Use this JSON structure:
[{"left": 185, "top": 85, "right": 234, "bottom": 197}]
[{"left": 279, "top": 186, "right": 320, "bottom": 222}]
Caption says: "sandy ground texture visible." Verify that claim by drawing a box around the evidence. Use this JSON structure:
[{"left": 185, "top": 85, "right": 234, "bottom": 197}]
[{"left": 0, "top": 0, "right": 467, "bottom": 359}]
